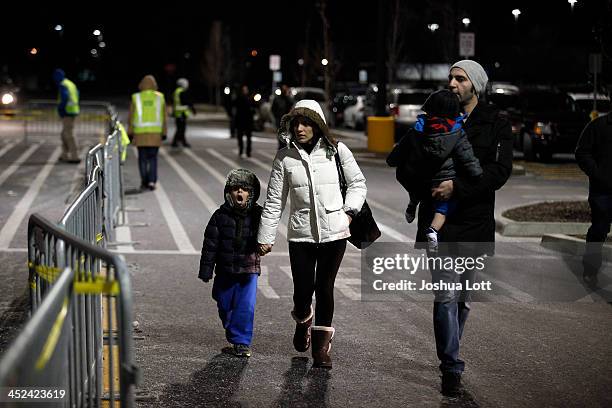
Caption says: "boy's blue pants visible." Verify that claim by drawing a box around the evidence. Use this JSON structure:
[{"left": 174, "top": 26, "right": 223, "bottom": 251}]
[{"left": 212, "top": 273, "right": 258, "bottom": 346}]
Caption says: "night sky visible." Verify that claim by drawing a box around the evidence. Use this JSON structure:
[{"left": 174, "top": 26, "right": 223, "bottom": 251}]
[{"left": 2, "top": 0, "right": 610, "bottom": 99}]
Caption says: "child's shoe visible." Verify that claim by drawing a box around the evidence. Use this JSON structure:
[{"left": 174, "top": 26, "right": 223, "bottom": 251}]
[
  {"left": 425, "top": 227, "right": 439, "bottom": 253},
  {"left": 223, "top": 343, "right": 252, "bottom": 357},
  {"left": 405, "top": 202, "right": 417, "bottom": 223}
]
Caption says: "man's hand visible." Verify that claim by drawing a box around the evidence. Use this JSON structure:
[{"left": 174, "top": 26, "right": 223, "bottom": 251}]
[
  {"left": 347, "top": 214, "right": 353, "bottom": 225},
  {"left": 258, "top": 243, "right": 272, "bottom": 256},
  {"left": 432, "top": 180, "right": 454, "bottom": 201}
]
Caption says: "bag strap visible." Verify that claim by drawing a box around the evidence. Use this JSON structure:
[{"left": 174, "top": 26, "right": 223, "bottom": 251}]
[{"left": 334, "top": 152, "right": 348, "bottom": 200}]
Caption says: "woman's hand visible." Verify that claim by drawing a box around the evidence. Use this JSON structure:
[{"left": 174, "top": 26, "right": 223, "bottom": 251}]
[
  {"left": 347, "top": 214, "right": 353, "bottom": 225},
  {"left": 432, "top": 180, "right": 454, "bottom": 201},
  {"left": 258, "top": 243, "right": 273, "bottom": 256}
]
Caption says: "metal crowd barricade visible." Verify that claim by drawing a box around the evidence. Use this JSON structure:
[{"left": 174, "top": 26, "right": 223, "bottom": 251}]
[
  {"left": 0, "top": 267, "right": 73, "bottom": 408},
  {"left": 85, "top": 144, "right": 104, "bottom": 184},
  {"left": 21, "top": 100, "right": 115, "bottom": 144},
  {"left": 103, "top": 129, "right": 124, "bottom": 242},
  {"left": 60, "top": 166, "right": 104, "bottom": 246},
  {"left": 18, "top": 213, "right": 138, "bottom": 407}
]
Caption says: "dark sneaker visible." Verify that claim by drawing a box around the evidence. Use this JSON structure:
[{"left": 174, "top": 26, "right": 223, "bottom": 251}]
[
  {"left": 183, "top": 143, "right": 192, "bottom": 148},
  {"left": 232, "top": 344, "right": 251, "bottom": 358},
  {"left": 441, "top": 372, "right": 462, "bottom": 397}
]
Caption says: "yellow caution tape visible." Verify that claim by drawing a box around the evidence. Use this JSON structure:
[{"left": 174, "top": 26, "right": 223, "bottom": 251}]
[
  {"left": 35, "top": 297, "right": 69, "bottom": 371},
  {"left": 74, "top": 278, "right": 119, "bottom": 295},
  {"left": 96, "top": 232, "right": 103, "bottom": 243},
  {"left": 27, "top": 262, "right": 119, "bottom": 295}
]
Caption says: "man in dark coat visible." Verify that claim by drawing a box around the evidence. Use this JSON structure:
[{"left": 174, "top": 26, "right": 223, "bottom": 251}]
[
  {"left": 234, "top": 85, "right": 255, "bottom": 157},
  {"left": 271, "top": 84, "right": 294, "bottom": 149},
  {"left": 575, "top": 96, "right": 612, "bottom": 286},
  {"left": 415, "top": 60, "right": 514, "bottom": 396}
]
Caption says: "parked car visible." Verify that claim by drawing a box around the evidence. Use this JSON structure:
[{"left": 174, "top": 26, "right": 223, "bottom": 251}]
[
  {"left": 515, "top": 88, "right": 594, "bottom": 162},
  {"left": 390, "top": 88, "right": 433, "bottom": 129},
  {"left": 568, "top": 92, "right": 610, "bottom": 117},
  {"left": 291, "top": 87, "right": 334, "bottom": 126},
  {"left": 343, "top": 95, "right": 366, "bottom": 130}
]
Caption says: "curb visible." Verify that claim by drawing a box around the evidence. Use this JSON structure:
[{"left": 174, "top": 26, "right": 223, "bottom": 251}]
[
  {"left": 512, "top": 164, "right": 526, "bottom": 176},
  {"left": 496, "top": 214, "right": 590, "bottom": 237},
  {"left": 540, "top": 233, "right": 612, "bottom": 258}
]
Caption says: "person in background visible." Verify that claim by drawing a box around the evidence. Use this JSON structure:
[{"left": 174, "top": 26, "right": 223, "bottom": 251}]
[
  {"left": 127, "top": 75, "right": 167, "bottom": 191},
  {"left": 234, "top": 85, "right": 255, "bottom": 158},
  {"left": 271, "top": 84, "right": 294, "bottom": 149},
  {"left": 53, "top": 69, "right": 80, "bottom": 163},
  {"left": 171, "top": 78, "right": 196, "bottom": 148},
  {"left": 575, "top": 90, "right": 612, "bottom": 286}
]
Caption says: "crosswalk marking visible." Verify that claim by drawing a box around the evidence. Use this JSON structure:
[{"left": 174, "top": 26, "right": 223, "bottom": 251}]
[
  {"left": 0, "top": 143, "right": 41, "bottom": 188},
  {"left": 0, "top": 147, "right": 61, "bottom": 250},
  {"left": 258, "top": 266, "right": 281, "bottom": 299},
  {"left": 0, "top": 141, "right": 17, "bottom": 159},
  {"left": 153, "top": 182, "right": 196, "bottom": 253},
  {"left": 159, "top": 148, "right": 217, "bottom": 213}
]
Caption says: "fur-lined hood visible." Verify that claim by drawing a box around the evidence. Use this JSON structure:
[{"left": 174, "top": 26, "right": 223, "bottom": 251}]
[
  {"left": 278, "top": 99, "right": 337, "bottom": 156},
  {"left": 224, "top": 168, "right": 261, "bottom": 209}
]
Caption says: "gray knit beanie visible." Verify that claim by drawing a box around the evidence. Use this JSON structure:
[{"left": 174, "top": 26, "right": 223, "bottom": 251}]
[{"left": 450, "top": 60, "right": 489, "bottom": 97}]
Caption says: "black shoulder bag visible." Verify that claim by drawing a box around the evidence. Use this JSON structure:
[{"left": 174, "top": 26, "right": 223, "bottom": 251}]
[{"left": 334, "top": 152, "right": 381, "bottom": 249}]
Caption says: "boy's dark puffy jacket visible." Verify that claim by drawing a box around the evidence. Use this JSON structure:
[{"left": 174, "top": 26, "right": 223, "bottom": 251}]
[
  {"left": 198, "top": 203, "right": 262, "bottom": 281},
  {"left": 199, "top": 168, "right": 263, "bottom": 281},
  {"left": 419, "top": 126, "right": 483, "bottom": 183}
]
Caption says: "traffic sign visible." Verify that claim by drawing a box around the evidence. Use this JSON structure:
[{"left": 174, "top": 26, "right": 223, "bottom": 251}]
[
  {"left": 459, "top": 32, "right": 475, "bottom": 58},
  {"left": 269, "top": 55, "right": 281, "bottom": 71}
]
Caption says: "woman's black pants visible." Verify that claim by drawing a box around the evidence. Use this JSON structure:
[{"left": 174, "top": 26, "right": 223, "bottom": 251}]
[{"left": 288, "top": 239, "right": 347, "bottom": 327}]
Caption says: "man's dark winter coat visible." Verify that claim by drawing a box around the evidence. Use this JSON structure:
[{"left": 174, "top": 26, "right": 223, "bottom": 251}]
[
  {"left": 414, "top": 103, "right": 513, "bottom": 249},
  {"left": 575, "top": 113, "right": 612, "bottom": 194}
]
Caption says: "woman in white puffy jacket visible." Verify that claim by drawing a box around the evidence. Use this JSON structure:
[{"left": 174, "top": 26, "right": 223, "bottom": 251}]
[{"left": 257, "top": 99, "right": 366, "bottom": 369}]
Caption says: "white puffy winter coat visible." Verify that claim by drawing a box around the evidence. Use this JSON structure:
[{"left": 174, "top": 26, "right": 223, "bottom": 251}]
[{"left": 257, "top": 139, "right": 367, "bottom": 244}]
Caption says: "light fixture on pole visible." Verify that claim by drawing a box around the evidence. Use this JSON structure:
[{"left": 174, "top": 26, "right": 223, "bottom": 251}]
[
  {"left": 512, "top": 9, "right": 521, "bottom": 22},
  {"left": 568, "top": 0, "right": 577, "bottom": 11},
  {"left": 54, "top": 25, "right": 63, "bottom": 32},
  {"left": 93, "top": 29, "right": 101, "bottom": 36},
  {"left": 462, "top": 18, "right": 471, "bottom": 29},
  {"left": 321, "top": 58, "right": 329, "bottom": 66},
  {"left": 427, "top": 23, "right": 440, "bottom": 33}
]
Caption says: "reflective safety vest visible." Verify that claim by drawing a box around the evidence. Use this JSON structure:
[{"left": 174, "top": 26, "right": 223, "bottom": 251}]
[
  {"left": 131, "top": 90, "right": 165, "bottom": 134},
  {"left": 117, "top": 122, "right": 130, "bottom": 162},
  {"left": 173, "top": 87, "right": 191, "bottom": 118},
  {"left": 60, "top": 79, "right": 80, "bottom": 115}
]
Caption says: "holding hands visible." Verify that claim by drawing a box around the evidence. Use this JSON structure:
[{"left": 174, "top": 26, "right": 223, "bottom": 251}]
[{"left": 258, "top": 243, "right": 273, "bottom": 256}]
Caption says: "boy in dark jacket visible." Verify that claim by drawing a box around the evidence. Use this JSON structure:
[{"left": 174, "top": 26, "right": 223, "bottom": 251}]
[
  {"left": 199, "top": 169, "right": 263, "bottom": 357},
  {"left": 403, "top": 89, "right": 483, "bottom": 252}
]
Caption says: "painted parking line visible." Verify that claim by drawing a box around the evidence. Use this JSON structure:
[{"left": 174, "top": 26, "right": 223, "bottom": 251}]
[
  {"left": 0, "top": 141, "right": 17, "bottom": 159},
  {"left": 258, "top": 266, "right": 281, "bottom": 299},
  {"left": 0, "top": 147, "right": 61, "bottom": 250},
  {"left": 159, "top": 147, "right": 217, "bottom": 212},
  {"left": 0, "top": 143, "right": 41, "bottom": 187},
  {"left": 153, "top": 182, "right": 196, "bottom": 253}
]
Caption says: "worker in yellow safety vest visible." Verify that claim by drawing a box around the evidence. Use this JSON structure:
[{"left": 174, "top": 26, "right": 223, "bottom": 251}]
[
  {"left": 171, "top": 78, "right": 196, "bottom": 147},
  {"left": 53, "top": 69, "right": 81, "bottom": 163},
  {"left": 127, "top": 75, "right": 167, "bottom": 191}
]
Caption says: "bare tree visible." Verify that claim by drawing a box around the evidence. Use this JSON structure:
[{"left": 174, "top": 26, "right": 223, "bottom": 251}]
[
  {"left": 200, "top": 21, "right": 224, "bottom": 106},
  {"left": 387, "top": 0, "right": 406, "bottom": 84},
  {"left": 317, "top": 0, "right": 333, "bottom": 103}
]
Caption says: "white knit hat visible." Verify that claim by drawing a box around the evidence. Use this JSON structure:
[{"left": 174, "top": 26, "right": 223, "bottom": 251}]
[
  {"left": 450, "top": 60, "right": 488, "bottom": 96},
  {"left": 294, "top": 99, "right": 326, "bottom": 124}
]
